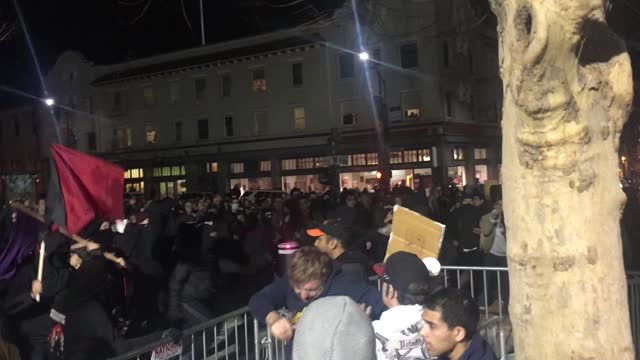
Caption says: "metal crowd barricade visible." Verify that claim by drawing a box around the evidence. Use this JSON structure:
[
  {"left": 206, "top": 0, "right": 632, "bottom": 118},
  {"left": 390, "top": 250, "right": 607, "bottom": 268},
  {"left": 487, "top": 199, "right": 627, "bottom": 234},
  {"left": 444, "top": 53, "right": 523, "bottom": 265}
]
[
  {"left": 441, "top": 266, "right": 511, "bottom": 360},
  {"left": 111, "top": 266, "right": 640, "bottom": 360},
  {"left": 109, "top": 306, "right": 286, "bottom": 360}
]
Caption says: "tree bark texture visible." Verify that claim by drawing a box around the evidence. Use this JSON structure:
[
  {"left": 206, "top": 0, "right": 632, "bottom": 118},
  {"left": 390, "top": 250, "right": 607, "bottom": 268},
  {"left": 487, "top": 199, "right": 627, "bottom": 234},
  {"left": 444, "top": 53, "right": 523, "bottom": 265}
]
[{"left": 489, "top": 0, "right": 635, "bottom": 358}]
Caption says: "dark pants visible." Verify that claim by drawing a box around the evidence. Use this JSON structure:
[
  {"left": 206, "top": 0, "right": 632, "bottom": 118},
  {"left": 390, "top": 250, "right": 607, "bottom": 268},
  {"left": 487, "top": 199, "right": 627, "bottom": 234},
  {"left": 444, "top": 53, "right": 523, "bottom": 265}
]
[{"left": 483, "top": 253, "right": 509, "bottom": 306}]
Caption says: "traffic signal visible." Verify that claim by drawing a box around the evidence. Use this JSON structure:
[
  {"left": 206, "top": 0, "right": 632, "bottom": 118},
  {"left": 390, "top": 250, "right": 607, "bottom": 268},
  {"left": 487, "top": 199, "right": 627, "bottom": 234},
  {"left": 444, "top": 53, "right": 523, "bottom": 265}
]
[{"left": 375, "top": 171, "right": 383, "bottom": 180}]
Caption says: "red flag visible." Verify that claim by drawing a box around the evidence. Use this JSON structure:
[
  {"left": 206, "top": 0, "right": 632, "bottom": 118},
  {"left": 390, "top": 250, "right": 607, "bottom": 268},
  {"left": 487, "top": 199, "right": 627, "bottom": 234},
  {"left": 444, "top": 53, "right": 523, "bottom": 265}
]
[{"left": 47, "top": 144, "right": 124, "bottom": 234}]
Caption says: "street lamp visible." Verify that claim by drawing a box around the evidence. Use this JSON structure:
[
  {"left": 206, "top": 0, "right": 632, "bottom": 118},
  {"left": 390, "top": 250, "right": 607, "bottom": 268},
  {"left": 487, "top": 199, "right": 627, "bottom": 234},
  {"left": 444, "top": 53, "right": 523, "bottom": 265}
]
[
  {"left": 44, "top": 98, "right": 54, "bottom": 106},
  {"left": 359, "top": 51, "right": 370, "bottom": 61}
]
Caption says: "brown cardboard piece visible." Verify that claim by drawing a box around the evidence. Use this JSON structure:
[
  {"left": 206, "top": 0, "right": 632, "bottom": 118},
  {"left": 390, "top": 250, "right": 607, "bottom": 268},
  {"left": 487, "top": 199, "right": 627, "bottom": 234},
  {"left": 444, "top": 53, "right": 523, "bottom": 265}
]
[{"left": 385, "top": 205, "right": 445, "bottom": 260}]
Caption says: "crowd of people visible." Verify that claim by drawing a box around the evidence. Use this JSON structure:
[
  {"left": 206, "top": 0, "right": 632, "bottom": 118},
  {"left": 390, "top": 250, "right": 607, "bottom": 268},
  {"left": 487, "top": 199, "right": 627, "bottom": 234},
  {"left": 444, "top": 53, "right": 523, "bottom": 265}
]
[{"left": 0, "top": 176, "right": 506, "bottom": 360}]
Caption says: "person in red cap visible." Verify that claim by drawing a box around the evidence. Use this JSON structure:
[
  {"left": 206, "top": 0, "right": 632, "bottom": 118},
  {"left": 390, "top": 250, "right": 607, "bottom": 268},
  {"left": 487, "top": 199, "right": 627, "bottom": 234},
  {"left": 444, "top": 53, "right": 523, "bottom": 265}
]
[
  {"left": 307, "top": 220, "right": 370, "bottom": 280},
  {"left": 372, "top": 251, "right": 442, "bottom": 360}
]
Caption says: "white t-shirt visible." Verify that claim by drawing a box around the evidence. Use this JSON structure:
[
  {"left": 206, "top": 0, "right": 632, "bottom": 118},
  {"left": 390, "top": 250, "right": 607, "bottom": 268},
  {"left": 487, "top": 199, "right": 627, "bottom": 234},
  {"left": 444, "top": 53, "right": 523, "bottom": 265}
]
[{"left": 372, "top": 305, "right": 430, "bottom": 360}]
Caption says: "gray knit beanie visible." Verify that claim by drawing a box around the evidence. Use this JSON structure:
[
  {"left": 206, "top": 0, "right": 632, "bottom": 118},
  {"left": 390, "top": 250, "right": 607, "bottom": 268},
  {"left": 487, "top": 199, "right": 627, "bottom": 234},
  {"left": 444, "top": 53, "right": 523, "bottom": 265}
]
[{"left": 293, "top": 296, "right": 375, "bottom": 360}]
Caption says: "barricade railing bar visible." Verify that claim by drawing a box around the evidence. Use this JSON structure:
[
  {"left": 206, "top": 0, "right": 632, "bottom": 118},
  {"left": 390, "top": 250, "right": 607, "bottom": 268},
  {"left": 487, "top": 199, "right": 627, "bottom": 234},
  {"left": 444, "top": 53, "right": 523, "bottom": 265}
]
[{"left": 110, "top": 267, "right": 640, "bottom": 360}]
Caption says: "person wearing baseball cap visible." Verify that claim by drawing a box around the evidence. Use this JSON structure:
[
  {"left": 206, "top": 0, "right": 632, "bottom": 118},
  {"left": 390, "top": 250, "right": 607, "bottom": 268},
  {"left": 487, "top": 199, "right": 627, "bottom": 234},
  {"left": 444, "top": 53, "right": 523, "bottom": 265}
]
[
  {"left": 372, "top": 251, "right": 443, "bottom": 360},
  {"left": 307, "top": 220, "right": 369, "bottom": 280}
]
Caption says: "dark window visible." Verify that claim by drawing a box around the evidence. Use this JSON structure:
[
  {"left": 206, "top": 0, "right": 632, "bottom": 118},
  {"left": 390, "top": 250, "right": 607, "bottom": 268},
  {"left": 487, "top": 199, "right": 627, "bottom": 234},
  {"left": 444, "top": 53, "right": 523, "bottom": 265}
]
[
  {"left": 292, "top": 63, "right": 303, "bottom": 86},
  {"left": 225, "top": 116, "right": 234, "bottom": 137},
  {"left": 342, "top": 113, "right": 357, "bottom": 126},
  {"left": 195, "top": 78, "right": 207, "bottom": 101},
  {"left": 222, "top": 74, "right": 231, "bottom": 97},
  {"left": 443, "top": 41, "right": 450, "bottom": 68},
  {"left": 175, "top": 122, "right": 183, "bottom": 142},
  {"left": 339, "top": 53, "right": 355, "bottom": 79},
  {"left": 87, "top": 132, "right": 97, "bottom": 151},
  {"left": 401, "top": 42, "right": 419, "bottom": 68},
  {"left": 13, "top": 116, "right": 20, "bottom": 137},
  {"left": 372, "top": 48, "right": 382, "bottom": 61},
  {"left": 197, "top": 119, "right": 209, "bottom": 140},
  {"left": 113, "top": 92, "right": 121, "bottom": 110},
  {"left": 445, "top": 92, "right": 454, "bottom": 118}
]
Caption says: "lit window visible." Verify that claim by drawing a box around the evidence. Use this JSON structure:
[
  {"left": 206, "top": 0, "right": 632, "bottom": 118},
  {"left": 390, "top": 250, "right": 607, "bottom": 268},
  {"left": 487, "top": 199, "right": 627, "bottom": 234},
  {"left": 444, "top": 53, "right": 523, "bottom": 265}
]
[
  {"left": 348, "top": 154, "right": 367, "bottom": 166},
  {"left": 162, "top": 167, "right": 171, "bottom": 176},
  {"left": 453, "top": 146, "right": 465, "bottom": 161},
  {"left": 405, "top": 108, "right": 420, "bottom": 120},
  {"left": 124, "top": 170, "right": 130, "bottom": 179},
  {"left": 282, "top": 159, "right": 296, "bottom": 170},
  {"left": 390, "top": 152, "right": 403, "bottom": 164},
  {"left": 207, "top": 162, "right": 219, "bottom": 173},
  {"left": 366, "top": 153, "right": 378, "bottom": 165},
  {"left": 231, "top": 162, "right": 245, "bottom": 174},
  {"left": 418, "top": 149, "right": 431, "bottom": 162},
  {"left": 252, "top": 67, "right": 267, "bottom": 92},
  {"left": 145, "top": 126, "right": 157, "bottom": 144},
  {"left": 260, "top": 160, "right": 271, "bottom": 172},
  {"left": 294, "top": 107, "right": 306, "bottom": 130},
  {"left": 474, "top": 148, "right": 488, "bottom": 160},
  {"left": 403, "top": 150, "right": 418, "bottom": 163}
]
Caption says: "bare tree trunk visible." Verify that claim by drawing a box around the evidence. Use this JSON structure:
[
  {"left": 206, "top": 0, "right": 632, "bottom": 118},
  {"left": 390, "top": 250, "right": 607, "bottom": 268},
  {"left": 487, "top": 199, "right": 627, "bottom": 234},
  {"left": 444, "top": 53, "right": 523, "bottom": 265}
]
[{"left": 489, "top": 0, "right": 635, "bottom": 358}]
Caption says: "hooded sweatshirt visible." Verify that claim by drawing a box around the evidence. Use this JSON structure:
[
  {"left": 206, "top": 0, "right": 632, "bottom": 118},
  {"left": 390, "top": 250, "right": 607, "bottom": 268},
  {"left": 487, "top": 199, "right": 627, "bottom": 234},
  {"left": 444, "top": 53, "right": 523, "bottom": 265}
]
[
  {"left": 293, "top": 296, "right": 375, "bottom": 360},
  {"left": 373, "top": 304, "right": 429, "bottom": 359}
]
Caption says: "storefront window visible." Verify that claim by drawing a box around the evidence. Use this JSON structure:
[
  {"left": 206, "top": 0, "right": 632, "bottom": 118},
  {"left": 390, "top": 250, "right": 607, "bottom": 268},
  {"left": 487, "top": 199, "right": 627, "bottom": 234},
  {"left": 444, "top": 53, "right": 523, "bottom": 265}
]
[
  {"left": 448, "top": 166, "right": 467, "bottom": 187},
  {"left": 341, "top": 171, "right": 379, "bottom": 191},
  {"left": 475, "top": 165, "right": 488, "bottom": 183},
  {"left": 231, "top": 177, "right": 273, "bottom": 194},
  {"left": 282, "top": 175, "right": 325, "bottom": 193}
]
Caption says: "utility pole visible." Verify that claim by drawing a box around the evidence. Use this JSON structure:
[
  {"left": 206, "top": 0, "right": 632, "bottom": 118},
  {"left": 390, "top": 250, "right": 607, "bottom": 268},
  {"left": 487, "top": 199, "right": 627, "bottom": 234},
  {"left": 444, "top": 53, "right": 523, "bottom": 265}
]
[{"left": 199, "top": 0, "right": 205, "bottom": 45}]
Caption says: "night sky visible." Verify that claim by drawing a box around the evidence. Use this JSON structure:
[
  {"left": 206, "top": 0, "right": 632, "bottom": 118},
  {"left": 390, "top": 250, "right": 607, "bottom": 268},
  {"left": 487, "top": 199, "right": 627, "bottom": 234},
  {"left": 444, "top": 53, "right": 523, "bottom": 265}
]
[
  {"left": 0, "top": 0, "right": 639, "bottom": 109},
  {"left": 0, "top": 0, "right": 344, "bottom": 108}
]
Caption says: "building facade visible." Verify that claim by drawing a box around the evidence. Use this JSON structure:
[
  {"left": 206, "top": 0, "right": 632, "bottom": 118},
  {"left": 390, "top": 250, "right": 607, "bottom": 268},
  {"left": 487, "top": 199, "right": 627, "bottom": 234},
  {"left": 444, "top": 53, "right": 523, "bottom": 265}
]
[{"left": 0, "top": 0, "right": 503, "bottom": 199}]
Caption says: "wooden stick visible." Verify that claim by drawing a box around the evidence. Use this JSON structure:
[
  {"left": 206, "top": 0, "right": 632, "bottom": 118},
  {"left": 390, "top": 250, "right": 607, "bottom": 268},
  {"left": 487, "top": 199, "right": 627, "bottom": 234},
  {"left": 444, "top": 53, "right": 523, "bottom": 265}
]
[
  {"left": 11, "top": 203, "right": 126, "bottom": 268},
  {"left": 35, "top": 240, "right": 45, "bottom": 302}
]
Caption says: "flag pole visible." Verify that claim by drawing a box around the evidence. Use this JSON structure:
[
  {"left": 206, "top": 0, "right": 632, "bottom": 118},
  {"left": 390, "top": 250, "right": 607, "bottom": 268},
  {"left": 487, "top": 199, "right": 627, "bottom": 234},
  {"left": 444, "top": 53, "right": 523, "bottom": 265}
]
[{"left": 11, "top": 203, "right": 126, "bottom": 268}]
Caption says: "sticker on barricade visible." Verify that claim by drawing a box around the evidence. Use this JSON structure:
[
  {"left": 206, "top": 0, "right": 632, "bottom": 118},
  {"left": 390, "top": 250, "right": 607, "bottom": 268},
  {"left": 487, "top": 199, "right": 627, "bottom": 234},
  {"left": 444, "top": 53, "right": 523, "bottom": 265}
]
[{"left": 150, "top": 341, "right": 183, "bottom": 360}]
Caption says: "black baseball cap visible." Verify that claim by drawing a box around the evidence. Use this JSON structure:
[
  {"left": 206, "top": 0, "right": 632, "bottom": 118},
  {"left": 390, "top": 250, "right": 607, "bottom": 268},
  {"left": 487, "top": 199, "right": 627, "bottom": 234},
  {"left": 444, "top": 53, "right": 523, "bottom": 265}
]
[
  {"left": 306, "top": 220, "right": 351, "bottom": 241},
  {"left": 376, "top": 251, "right": 432, "bottom": 295}
]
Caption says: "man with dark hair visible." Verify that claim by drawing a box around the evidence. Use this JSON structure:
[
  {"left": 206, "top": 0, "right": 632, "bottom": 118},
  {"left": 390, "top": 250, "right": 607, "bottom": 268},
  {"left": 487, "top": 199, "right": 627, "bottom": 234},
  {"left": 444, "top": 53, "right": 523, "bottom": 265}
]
[
  {"left": 308, "top": 221, "right": 369, "bottom": 280},
  {"left": 372, "top": 251, "right": 442, "bottom": 360},
  {"left": 420, "top": 288, "right": 496, "bottom": 360},
  {"left": 249, "top": 246, "right": 384, "bottom": 342}
]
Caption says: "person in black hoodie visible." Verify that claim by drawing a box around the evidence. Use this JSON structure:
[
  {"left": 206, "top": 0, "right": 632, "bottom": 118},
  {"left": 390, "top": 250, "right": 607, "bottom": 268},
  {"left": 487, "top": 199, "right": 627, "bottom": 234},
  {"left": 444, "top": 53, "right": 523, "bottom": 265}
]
[
  {"left": 2, "top": 231, "right": 70, "bottom": 360},
  {"left": 419, "top": 288, "right": 496, "bottom": 360},
  {"left": 48, "top": 246, "right": 165, "bottom": 360}
]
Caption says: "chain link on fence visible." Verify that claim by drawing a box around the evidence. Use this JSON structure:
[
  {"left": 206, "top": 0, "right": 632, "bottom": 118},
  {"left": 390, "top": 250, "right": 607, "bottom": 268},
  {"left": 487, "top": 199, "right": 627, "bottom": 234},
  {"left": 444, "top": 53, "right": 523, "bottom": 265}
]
[{"left": 109, "top": 267, "right": 640, "bottom": 360}]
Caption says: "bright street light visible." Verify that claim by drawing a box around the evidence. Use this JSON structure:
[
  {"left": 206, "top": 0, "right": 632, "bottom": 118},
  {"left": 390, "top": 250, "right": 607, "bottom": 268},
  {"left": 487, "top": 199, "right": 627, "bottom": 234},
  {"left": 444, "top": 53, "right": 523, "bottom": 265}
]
[
  {"left": 44, "top": 98, "right": 55, "bottom": 106},
  {"left": 358, "top": 51, "right": 370, "bottom": 61}
]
